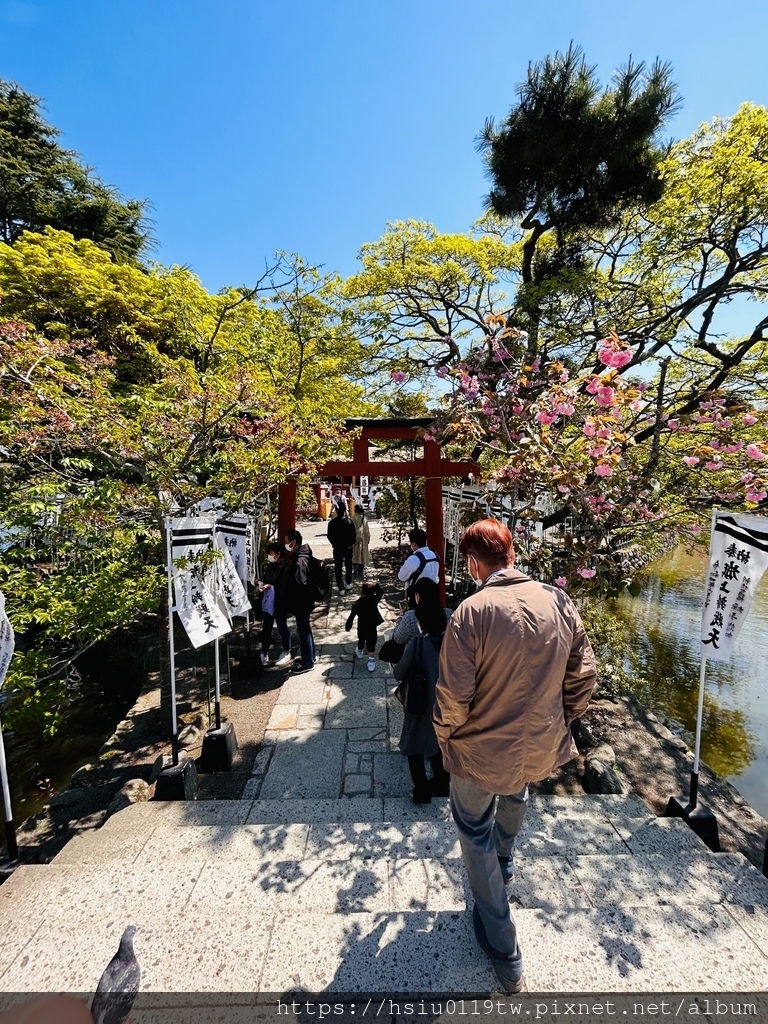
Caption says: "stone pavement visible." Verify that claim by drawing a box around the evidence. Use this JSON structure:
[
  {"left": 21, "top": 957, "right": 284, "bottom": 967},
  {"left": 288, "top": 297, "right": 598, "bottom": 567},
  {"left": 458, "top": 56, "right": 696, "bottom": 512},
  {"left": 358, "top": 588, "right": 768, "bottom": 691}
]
[{"left": 2, "top": 518, "right": 768, "bottom": 1004}]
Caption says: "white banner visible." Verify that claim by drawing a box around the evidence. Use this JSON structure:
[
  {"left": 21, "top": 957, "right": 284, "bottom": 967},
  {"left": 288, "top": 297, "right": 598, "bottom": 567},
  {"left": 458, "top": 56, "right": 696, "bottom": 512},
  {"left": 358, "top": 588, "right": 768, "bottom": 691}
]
[
  {"left": 169, "top": 517, "right": 231, "bottom": 648},
  {"left": 701, "top": 512, "right": 768, "bottom": 663},
  {"left": 216, "top": 514, "right": 250, "bottom": 592},
  {"left": 245, "top": 516, "right": 257, "bottom": 586},
  {"left": 214, "top": 528, "right": 251, "bottom": 618},
  {"left": 0, "top": 591, "right": 15, "bottom": 688}
]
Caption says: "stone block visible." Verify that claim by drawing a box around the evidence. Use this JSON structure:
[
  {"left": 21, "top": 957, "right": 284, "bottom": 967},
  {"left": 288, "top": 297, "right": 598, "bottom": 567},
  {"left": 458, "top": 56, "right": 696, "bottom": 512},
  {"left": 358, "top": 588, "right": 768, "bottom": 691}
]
[{"left": 343, "top": 774, "right": 371, "bottom": 796}]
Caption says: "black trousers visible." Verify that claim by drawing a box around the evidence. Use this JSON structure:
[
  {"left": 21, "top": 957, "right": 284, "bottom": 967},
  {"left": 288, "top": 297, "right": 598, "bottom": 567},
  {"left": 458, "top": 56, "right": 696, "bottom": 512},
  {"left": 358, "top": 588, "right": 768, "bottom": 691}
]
[
  {"left": 407, "top": 750, "right": 450, "bottom": 797},
  {"left": 333, "top": 546, "right": 353, "bottom": 589},
  {"left": 356, "top": 626, "right": 377, "bottom": 654}
]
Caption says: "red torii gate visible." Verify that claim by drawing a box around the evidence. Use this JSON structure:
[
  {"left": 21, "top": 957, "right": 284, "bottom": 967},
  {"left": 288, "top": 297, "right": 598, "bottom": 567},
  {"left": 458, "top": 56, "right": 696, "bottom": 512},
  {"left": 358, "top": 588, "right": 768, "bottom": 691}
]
[{"left": 278, "top": 418, "right": 480, "bottom": 600}]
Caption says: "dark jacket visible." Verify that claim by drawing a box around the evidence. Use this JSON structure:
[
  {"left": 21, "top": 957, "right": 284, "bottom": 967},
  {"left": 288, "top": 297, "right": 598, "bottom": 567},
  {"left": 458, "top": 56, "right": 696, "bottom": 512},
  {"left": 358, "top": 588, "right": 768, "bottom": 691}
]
[
  {"left": 285, "top": 543, "right": 316, "bottom": 614},
  {"left": 345, "top": 586, "right": 384, "bottom": 633},
  {"left": 327, "top": 515, "right": 356, "bottom": 551},
  {"left": 261, "top": 558, "right": 290, "bottom": 610},
  {"left": 394, "top": 632, "right": 444, "bottom": 757}
]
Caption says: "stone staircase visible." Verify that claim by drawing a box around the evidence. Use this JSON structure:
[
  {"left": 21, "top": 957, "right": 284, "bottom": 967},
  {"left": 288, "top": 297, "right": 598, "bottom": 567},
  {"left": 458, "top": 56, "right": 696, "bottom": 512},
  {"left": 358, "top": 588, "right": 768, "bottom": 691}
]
[
  {"left": 2, "top": 790, "right": 768, "bottom": 995},
  {"left": 2, "top": 553, "right": 768, "bottom": 998}
]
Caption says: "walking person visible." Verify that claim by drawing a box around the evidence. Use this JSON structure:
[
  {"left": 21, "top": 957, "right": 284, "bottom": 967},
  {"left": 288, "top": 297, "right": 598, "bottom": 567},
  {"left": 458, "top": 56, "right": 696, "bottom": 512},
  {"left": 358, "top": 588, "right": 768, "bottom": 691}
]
[
  {"left": 327, "top": 498, "right": 357, "bottom": 593},
  {"left": 351, "top": 505, "right": 370, "bottom": 577},
  {"left": 434, "top": 519, "right": 596, "bottom": 993},
  {"left": 392, "top": 577, "right": 451, "bottom": 804},
  {"left": 258, "top": 542, "right": 292, "bottom": 667},
  {"left": 283, "top": 528, "right": 317, "bottom": 674},
  {"left": 397, "top": 527, "right": 440, "bottom": 607},
  {"left": 345, "top": 580, "right": 384, "bottom": 672}
]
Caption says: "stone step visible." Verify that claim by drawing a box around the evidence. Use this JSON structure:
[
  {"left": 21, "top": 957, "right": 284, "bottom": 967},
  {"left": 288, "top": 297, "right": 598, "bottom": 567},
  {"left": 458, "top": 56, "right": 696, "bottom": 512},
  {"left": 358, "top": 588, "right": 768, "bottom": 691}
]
[
  {"left": 54, "top": 815, "right": 714, "bottom": 887},
  {"left": 2, "top": 862, "right": 768, "bottom": 993},
  {"left": 9, "top": 850, "right": 768, "bottom": 916},
  {"left": 98, "top": 792, "right": 653, "bottom": 831}
]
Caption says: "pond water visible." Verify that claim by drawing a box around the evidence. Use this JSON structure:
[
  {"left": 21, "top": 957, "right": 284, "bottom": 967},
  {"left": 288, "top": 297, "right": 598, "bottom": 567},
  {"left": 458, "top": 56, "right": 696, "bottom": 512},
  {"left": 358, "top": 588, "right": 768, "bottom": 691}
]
[{"left": 606, "top": 544, "right": 768, "bottom": 818}]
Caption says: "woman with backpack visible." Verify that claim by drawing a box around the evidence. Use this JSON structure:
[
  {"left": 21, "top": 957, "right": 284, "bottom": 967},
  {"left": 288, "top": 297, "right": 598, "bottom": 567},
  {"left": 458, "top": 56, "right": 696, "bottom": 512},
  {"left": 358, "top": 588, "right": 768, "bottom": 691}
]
[{"left": 392, "top": 576, "right": 452, "bottom": 804}]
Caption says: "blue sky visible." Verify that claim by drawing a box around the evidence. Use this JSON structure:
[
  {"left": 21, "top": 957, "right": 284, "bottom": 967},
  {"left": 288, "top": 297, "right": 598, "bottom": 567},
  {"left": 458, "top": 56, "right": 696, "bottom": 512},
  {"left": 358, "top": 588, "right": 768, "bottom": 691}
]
[{"left": 2, "top": 0, "right": 767, "bottom": 294}]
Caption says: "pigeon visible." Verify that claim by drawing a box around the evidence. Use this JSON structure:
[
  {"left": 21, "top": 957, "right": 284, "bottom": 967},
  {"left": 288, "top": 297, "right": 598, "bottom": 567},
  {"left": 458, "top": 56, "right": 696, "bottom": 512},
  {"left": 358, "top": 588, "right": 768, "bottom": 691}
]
[{"left": 90, "top": 926, "right": 141, "bottom": 1024}]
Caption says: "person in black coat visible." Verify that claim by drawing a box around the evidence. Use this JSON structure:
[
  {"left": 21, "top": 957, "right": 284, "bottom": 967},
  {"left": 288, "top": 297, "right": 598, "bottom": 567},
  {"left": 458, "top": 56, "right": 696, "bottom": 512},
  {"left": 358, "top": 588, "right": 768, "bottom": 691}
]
[
  {"left": 327, "top": 498, "right": 357, "bottom": 593},
  {"left": 345, "top": 580, "right": 384, "bottom": 673},
  {"left": 259, "top": 542, "right": 291, "bottom": 666},
  {"left": 283, "top": 528, "right": 316, "bottom": 674},
  {"left": 392, "top": 576, "right": 451, "bottom": 804}
]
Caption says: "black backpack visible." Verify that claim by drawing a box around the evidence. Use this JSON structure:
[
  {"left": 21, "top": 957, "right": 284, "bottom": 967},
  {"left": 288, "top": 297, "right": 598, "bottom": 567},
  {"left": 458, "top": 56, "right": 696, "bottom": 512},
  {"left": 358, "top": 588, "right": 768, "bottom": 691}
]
[
  {"left": 406, "top": 549, "right": 440, "bottom": 589},
  {"left": 308, "top": 554, "right": 331, "bottom": 600}
]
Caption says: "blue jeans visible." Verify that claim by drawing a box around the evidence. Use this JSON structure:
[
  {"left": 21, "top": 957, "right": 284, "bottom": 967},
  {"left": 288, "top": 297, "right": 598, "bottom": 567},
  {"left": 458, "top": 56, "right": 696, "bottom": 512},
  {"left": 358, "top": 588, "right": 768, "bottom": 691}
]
[
  {"left": 449, "top": 774, "right": 527, "bottom": 959},
  {"left": 294, "top": 609, "right": 315, "bottom": 668}
]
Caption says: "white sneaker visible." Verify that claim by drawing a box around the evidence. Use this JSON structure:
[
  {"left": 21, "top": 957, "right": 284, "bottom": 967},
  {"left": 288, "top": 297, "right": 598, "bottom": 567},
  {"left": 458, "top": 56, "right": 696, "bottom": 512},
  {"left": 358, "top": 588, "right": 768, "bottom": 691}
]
[
  {"left": 355, "top": 647, "right": 365, "bottom": 659},
  {"left": 274, "top": 651, "right": 292, "bottom": 668},
  {"left": 367, "top": 658, "right": 375, "bottom": 672},
  {"left": 260, "top": 652, "right": 270, "bottom": 666}
]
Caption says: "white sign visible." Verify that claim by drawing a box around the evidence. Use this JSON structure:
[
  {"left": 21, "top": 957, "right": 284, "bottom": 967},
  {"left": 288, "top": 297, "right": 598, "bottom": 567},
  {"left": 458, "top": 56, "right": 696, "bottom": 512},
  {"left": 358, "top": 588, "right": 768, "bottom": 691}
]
[
  {"left": 0, "top": 591, "right": 15, "bottom": 688},
  {"left": 245, "top": 516, "right": 257, "bottom": 586},
  {"left": 701, "top": 512, "right": 768, "bottom": 663},
  {"left": 169, "top": 517, "right": 231, "bottom": 648},
  {"left": 214, "top": 527, "right": 251, "bottom": 618},
  {"left": 216, "top": 514, "right": 250, "bottom": 592}
]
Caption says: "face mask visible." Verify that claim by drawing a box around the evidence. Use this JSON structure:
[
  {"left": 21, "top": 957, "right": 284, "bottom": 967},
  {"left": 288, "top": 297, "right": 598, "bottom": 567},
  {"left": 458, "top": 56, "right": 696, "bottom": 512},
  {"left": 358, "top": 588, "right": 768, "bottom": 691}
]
[
  {"left": 469, "top": 555, "right": 483, "bottom": 588},
  {"left": 267, "top": 555, "right": 277, "bottom": 563},
  {"left": 285, "top": 543, "right": 293, "bottom": 553}
]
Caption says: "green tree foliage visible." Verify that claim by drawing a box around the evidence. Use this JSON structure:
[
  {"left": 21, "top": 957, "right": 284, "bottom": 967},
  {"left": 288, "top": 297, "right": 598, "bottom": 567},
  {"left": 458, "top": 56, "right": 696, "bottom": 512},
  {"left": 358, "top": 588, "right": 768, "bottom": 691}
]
[
  {"left": 478, "top": 44, "right": 680, "bottom": 287},
  {"left": 344, "top": 104, "right": 768, "bottom": 588},
  {"left": 0, "top": 80, "right": 150, "bottom": 259},
  {"left": 0, "top": 234, "right": 368, "bottom": 732}
]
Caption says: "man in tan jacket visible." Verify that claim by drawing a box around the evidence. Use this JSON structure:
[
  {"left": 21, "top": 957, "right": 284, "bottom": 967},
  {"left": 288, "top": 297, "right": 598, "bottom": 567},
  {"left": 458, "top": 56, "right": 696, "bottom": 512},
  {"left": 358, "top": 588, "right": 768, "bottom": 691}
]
[{"left": 434, "top": 519, "right": 596, "bottom": 993}]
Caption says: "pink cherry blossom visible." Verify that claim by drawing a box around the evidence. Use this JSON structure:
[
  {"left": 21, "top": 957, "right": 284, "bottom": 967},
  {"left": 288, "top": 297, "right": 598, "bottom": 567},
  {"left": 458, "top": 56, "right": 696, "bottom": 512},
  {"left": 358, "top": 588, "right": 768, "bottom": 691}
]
[
  {"left": 595, "top": 463, "right": 613, "bottom": 477},
  {"left": 536, "top": 410, "right": 558, "bottom": 425},
  {"left": 667, "top": 419, "right": 679, "bottom": 431},
  {"left": 391, "top": 370, "right": 407, "bottom": 382},
  {"left": 690, "top": 524, "right": 702, "bottom": 533},
  {"left": 595, "top": 387, "right": 617, "bottom": 408},
  {"left": 747, "top": 445, "right": 767, "bottom": 460},
  {"left": 555, "top": 402, "right": 575, "bottom": 416},
  {"left": 683, "top": 456, "right": 700, "bottom": 467},
  {"left": 742, "top": 472, "right": 756, "bottom": 483},
  {"left": 746, "top": 489, "right": 768, "bottom": 502},
  {"left": 555, "top": 577, "right": 567, "bottom": 587},
  {"left": 582, "top": 421, "right": 596, "bottom": 437},
  {"left": 705, "top": 461, "right": 724, "bottom": 471},
  {"left": 586, "top": 378, "right": 601, "bottom": 395},
  {"left": 743, "top": 413, "right": 758, "bottom": 426},
  {"left": 598, "top": 333, "right": 633, "bottom": 369},
  {"left": 587, "top": 445, "right": 608, "bottom": 457},
  {"left": 577, "top": 567, "right": 597, "bottom": 579}
]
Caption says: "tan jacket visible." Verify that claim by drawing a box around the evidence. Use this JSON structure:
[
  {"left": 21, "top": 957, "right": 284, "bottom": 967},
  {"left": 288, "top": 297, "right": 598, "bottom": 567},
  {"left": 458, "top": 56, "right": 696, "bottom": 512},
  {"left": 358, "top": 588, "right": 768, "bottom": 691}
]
[{"left": 434, "top": 568, "right": 596, "bottom": 794}]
